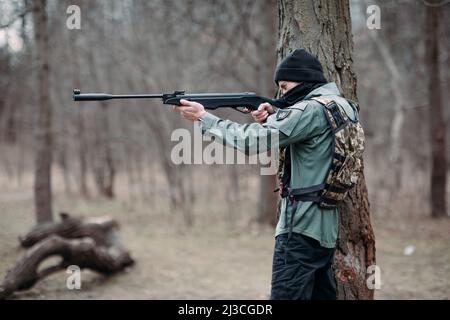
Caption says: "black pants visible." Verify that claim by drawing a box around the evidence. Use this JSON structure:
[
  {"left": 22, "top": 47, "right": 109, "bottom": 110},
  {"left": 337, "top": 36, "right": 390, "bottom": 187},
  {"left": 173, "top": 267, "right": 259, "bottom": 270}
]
[{"left": 270, "top": 232, "right": 337, "bottom": 300}]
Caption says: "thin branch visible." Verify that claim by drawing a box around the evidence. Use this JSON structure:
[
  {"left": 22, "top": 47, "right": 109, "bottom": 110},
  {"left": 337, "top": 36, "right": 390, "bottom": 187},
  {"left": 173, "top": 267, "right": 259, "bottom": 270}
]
[{"left": 0, "top": 4, "right": 32, "bottom": 29}]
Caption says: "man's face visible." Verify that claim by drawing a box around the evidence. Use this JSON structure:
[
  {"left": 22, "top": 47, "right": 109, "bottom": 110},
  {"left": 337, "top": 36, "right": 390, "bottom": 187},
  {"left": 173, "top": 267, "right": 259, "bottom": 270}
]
[{"left": 278, "top": 80, "right": 300, "bottom": 95}]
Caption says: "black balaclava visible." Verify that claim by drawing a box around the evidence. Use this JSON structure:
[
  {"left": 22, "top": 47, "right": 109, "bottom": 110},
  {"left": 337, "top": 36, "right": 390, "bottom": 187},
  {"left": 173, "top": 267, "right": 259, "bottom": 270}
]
[
  {"left": 276, "top": 82, "right": 324, "bottom": 107},
  {"left": 273, "top": 49, "right": 327, "bottom": 108}
]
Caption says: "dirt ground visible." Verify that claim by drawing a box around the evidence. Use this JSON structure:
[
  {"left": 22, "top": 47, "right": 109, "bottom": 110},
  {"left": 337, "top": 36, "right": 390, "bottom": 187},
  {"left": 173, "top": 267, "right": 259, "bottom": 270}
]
[{"left": 1, "top": 186, "right": 449, "bottom": 300}]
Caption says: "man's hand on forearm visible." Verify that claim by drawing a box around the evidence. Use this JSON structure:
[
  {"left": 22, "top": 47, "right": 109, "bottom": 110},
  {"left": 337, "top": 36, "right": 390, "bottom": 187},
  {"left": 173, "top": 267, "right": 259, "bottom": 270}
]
[
  {"left": 251, "top": 103, "right": 275, "bottom": 123},
  {"left": 173, "top": 99, "right": 206, "bottom": 121}
]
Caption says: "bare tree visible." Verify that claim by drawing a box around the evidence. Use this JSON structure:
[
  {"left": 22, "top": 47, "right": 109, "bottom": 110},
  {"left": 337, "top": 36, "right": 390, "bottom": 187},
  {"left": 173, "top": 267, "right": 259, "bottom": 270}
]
[
  {"left": 256, "top": 0, "right": 279, "bottom": 226},
  {"left": 33, "top": 0, "right": 53, "bottom": 223},
  {"left": 277, "top": 0, "right": 376, "bottom": 299},
  {"left": 425, "top": 1, "right": 447, "bottom": 218}
]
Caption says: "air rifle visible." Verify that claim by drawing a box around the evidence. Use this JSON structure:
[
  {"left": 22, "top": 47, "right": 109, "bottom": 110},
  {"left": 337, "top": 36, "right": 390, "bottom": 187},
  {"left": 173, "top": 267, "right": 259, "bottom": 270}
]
[{"left": 73, "top": 89, "right": 285, "bottom": 112}]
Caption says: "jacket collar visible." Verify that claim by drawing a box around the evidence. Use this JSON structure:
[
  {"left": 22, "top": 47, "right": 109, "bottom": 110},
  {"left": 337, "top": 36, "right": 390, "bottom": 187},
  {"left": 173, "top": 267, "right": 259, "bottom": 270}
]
[{"left": 304, "top": 82, "right": 340, "bottom": 99}]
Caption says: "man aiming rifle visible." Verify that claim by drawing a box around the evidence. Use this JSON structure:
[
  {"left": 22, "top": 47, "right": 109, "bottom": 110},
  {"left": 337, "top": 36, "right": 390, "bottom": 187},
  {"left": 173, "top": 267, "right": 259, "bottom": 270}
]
[
  {"left": 73, "top": 48, "right": 364, "bottom": 300},
  {"left": 173, "top": 48, "right": 364, "bottom": 300}
]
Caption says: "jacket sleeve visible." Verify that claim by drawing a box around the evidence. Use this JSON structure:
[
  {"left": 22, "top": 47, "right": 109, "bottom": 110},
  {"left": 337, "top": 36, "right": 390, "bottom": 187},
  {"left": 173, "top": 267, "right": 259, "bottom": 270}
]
[{"left": 199, "top": 102, "right": 319, "bottom": 155}]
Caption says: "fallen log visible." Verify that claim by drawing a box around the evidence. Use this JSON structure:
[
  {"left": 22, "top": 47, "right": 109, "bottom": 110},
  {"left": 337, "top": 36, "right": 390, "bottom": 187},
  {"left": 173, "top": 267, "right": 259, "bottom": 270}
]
[
  {"left": 0, "top": 213, "right": 134, "bottom": 299},
  {"left": 19, "top": 212, "right": 118, "bottom": 248}
]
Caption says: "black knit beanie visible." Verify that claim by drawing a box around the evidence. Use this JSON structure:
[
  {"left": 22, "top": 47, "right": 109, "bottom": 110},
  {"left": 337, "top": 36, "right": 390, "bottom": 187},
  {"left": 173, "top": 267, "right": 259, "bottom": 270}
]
[{"left": 274, "top": 49, "right": 327, "bottom": 84}]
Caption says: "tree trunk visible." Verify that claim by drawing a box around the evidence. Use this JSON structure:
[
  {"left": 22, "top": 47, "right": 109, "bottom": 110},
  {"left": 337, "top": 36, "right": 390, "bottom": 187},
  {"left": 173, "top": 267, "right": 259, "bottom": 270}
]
[
  {"left": 257, "top": 175, "right": 279, "bottom": 226},
  {"left": 277, "top": 0, "right": 376, "bottom": 299},
  {"left": 77, "top": 110, "right": 90, "bottom": 197},
  {"left": 33, "top": 0, "right": 53, "bottom": 224},
  {"left": 71, "top": 32, "right": 90, "bottom": 198},
  {"left": 425, "top": 2, "right": 447, "bottom": 218},
  {"left": 257, "top": 0, "right": 279, "bottom": 226}
]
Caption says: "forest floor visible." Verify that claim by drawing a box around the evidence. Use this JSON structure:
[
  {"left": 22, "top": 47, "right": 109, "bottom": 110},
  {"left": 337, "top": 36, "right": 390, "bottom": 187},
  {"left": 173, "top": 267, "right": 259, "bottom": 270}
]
[{"left": 1, "top": 186, "right": 449, "bottom": 300}]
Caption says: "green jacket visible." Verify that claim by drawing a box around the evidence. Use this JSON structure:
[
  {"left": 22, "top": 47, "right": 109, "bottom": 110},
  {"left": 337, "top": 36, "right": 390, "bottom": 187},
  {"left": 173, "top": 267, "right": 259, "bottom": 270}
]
[{"left": 200, "top": 83, "right": 354, "bottom": 248}]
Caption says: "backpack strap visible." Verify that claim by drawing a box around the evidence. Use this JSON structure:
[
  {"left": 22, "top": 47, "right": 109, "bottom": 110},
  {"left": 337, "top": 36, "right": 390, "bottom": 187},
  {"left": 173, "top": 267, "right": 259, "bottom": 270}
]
[
  {"left": 279, "top": 95, "right": 338, "bottom": 202},
  {"left": 311, "top": 96, "right": 348, "bottom": 131},
  {"left": 310, "top": 96, "right": 335, "bottom": 106},
  {"left": 288, "top": 183, "right": 325, "bottom": 202}
]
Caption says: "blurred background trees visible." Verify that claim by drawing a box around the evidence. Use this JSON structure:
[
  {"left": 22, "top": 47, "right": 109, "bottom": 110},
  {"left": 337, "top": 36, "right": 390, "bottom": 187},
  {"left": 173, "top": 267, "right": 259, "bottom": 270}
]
[
  {"left": 0, "top": 0, "right": 449, "bottom": 300},
  {"left": 0, "top": 0, "right": 448, "bottom": 226}
]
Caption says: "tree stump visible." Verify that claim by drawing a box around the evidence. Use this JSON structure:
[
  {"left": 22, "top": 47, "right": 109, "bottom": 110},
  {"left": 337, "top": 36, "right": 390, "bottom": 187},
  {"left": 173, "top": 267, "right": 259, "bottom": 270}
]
[{"left": 0, "top": 213, "right": 134, "bottom": 299}]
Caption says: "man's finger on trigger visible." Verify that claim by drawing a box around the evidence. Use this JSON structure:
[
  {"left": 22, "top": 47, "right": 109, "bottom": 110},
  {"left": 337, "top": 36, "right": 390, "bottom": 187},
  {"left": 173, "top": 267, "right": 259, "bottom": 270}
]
[
  {"left": 263, "top": 103, "right": 273, "bottom": 110},
  {"left": 258, "top": 104, "right": 267, "bottom": 111},
  {"left": 179, "top": 99, "right": 192, "bottom": 106}
]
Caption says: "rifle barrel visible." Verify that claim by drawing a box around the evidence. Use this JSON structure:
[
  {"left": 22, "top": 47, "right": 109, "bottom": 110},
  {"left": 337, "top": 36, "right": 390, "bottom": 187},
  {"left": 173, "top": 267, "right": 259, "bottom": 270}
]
[
  {"left": 108, "top": 94, "right": 164, "bottom": 99},
  {"left": 73, "top": 89, "right": 163, "bottom": 101}
]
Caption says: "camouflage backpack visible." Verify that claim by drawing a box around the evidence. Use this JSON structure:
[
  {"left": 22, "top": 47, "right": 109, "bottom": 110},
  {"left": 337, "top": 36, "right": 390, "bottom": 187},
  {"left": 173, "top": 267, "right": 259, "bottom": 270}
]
[
  {"left": 278, "top": 96, "right": 365, "bottom": 210},
  {"left": 310, "top": 96, "right": 365, "bottom": 209}
]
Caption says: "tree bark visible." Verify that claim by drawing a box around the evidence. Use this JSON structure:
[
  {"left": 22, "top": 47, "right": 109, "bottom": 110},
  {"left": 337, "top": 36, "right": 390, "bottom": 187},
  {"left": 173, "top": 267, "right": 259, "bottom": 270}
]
[
  {"left": 425, "top": 2, "right": 447, "bottom": 218},
  {"left": 257, "top": 0, "right": 279, "bottom": 226},
  {"left": 277, "top": 0, "right": 376, "bottom": 299},
  {"left": 32, "top": 0, "right": 53, "bottom": 224}
]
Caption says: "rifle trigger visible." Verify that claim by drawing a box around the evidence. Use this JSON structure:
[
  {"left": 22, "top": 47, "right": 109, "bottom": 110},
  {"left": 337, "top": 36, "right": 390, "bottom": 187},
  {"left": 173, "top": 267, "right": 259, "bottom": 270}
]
[{"left": 233, "top": 106, "right": 250, "bottom": 114}]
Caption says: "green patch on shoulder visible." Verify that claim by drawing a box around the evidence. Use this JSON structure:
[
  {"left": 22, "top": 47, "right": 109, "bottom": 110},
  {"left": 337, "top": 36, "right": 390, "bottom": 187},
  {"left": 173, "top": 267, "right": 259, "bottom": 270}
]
[{"left": 276, "top": 109, "right": 291, "bottom": 121}]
